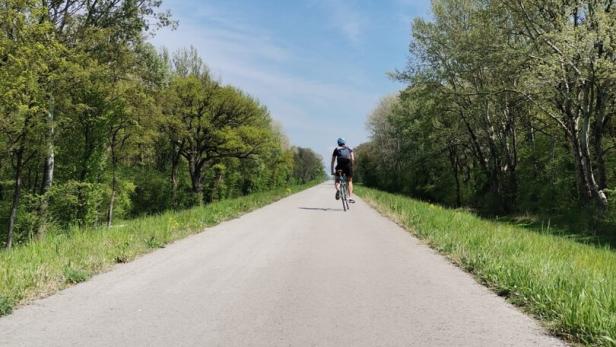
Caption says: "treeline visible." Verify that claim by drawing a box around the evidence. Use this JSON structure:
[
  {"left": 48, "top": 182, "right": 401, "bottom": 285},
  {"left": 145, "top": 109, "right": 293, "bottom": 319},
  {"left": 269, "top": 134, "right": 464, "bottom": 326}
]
[
  {"left": 356, "top": 0, "right": 616, "bottom": 230},
  {"left": 0, "top": 1, "right": 324, "bottom": 248}
]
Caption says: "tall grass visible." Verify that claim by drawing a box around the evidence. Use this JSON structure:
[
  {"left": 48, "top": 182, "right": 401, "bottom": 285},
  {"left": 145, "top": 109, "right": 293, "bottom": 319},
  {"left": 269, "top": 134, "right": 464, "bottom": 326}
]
[
  {"left": 357, "top": 186, "right": 616, "bottom": 346},
  {"left": 0, "top": 182, "right": 319, "bottom": 316}
]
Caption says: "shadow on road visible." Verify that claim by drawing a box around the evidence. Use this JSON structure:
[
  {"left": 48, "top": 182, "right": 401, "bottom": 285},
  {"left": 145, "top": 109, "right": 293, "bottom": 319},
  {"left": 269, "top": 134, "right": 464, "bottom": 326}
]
[{"left": 299, "top": 207, "right": 344, "bottom": 212}]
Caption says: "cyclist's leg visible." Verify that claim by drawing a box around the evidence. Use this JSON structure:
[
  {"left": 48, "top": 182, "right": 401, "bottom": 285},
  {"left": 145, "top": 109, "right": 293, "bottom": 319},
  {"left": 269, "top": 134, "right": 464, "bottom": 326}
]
[
  {"left": 348, "top": 177, "right": 353, "bottom": 196},
  {"left": 347, "top": 178, "right": 355, "bottom": 203},
  {"left": 345, "top": 164, "right": 355, "bottom": 203},
  {"left": 334, "top": 168, "right": 342, "bottom": 191},
  {"left": 334, "top": 171, "right": 341, "bottom": 200},
  {"left": 344, "top": 162, "right": 353, "bottom": 196}
]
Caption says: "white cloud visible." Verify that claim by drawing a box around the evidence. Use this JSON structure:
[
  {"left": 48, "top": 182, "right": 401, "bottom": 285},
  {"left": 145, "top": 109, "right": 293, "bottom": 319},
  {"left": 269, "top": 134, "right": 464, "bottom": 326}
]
[
  {"left": 152, "top": 22, "right": 372, "bottom": 105},
  {"left": 316, "top": 0, "right": 364, "bottom": 45},
  {"left": 150, "top": 5, "right": 377, "bottom": 164}
]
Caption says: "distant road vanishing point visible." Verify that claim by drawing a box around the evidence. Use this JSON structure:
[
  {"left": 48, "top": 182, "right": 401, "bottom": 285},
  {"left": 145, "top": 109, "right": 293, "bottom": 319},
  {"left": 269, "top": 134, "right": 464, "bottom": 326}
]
[{"left": 0, "top": 183, "right": 563, "bottom": 346}]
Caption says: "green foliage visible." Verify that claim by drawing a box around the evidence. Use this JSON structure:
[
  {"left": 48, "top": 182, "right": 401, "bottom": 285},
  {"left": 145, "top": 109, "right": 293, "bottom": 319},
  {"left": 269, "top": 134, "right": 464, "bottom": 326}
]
[
  {"left": 63, "top": 266, "right": 89, "bottom": 284},
  {"left": 13, "top": 194, "right": 52, "bottom": 243},
  {"left": 104, "top": 179, "right": 136, "bottom": 220},
  {"left": 159, "top": 47, "right": 286, "bottom": 205},
  {"left": 1, "top": 3, "right": 317, "bottom": 248},
  {"left": 358, "top": 186, "right": 616, "bottom": 346},
  {"left": 357, "top": 0, "right": 616, "bottom": 232},
  {"left": 0, "top": 295, "right": 12, "bottom": 316},
  {"left": 130, "top": 169, "right": 177, "bottom": 214},
  {"left": 145, "top": 235, "right": 166, "bottom": 249},
  {"left": 292, "top": 147, "right": 326, "bottom": 184},
  {"left": 47, "top": 181, "right": 106, "bottom": 228}
]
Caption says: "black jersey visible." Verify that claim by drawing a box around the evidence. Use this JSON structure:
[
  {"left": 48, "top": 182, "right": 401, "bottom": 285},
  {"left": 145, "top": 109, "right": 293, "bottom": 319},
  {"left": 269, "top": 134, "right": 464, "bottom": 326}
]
[{"left": 333, "top": 146, "right": 353, "bottom": 161}]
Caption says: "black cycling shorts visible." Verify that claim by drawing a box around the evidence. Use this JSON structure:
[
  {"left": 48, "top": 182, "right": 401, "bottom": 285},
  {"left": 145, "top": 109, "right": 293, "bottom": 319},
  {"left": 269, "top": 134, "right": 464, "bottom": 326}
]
[{"left": 335, "top": 159, "right": 353, "bottom": 178}]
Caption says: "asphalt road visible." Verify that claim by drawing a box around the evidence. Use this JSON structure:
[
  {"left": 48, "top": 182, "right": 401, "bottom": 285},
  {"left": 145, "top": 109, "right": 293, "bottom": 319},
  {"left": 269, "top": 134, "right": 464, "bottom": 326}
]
[{"left": 0, "top": 183, "right": 564, "bottom": 346}]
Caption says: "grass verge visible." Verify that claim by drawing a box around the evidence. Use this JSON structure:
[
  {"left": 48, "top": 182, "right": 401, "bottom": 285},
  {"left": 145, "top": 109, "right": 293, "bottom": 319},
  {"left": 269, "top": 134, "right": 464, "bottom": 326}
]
[
  {"left": 356, "top": 186, "right": 616, "bottom": 346},
  {"left": 0, "top": 182, "right": 320, "bottom": 317}
]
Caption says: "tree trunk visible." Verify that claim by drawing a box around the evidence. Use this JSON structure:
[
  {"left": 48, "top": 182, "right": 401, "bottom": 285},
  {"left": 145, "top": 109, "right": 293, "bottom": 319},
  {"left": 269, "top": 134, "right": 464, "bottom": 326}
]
[
  {"left": 107, "top": 187, "right": 116, "bottom": 228},
  {"left": 191, "top": 180, "right": 204, "bottom": 206},
  {"left": 571, "top": 133, "right": 592, "bottom": 202},
  {"left": 579, "top": 114, "right": 608, "bottom": 209},
  {"left": 80, "top": 117, "right": 94, "bottom": 181},
  {"left": 38, "top": 103, "right": 55, "bottom": 238},
  {"left": 448, "top": 146, "right": 462, "bottom": 207},
  {"left": 460, "top": 110, "right": 489, "bottom": 176},
  {"left": 170, "top": 144, "right": 181, "bottom": 207},
  {"left": 592, "top": 89, "right": 608, "bottom": 191},
  {"left": 189, "top": 158, "right": 204, "bottom": 205},
  {"left": 107, "top": 137, "right": 118, "bottom": 228},
  {"left": 7, "top": 149, "right": 24, "bottom": 249},
  {"left": 593, "top": 128, "right": 607, "bottom": 191},
  {"left": 504, "top": 104, "right": 519, "bottom": 213},
  {"left": 42, "top": 110, "right": 54, "bottom": 192}
]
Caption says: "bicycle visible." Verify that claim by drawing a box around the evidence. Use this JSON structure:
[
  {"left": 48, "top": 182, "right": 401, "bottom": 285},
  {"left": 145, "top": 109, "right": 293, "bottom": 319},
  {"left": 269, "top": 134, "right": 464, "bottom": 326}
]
[{"left": 336, "top": 170, "right": 351, "bottom": 212}]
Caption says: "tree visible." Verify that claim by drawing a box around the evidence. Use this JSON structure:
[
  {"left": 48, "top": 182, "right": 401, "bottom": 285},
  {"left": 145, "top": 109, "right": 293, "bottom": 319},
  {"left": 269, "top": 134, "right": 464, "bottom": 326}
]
[
  {"left": 502, "top": 0, "right": 615, "bottom": 209},
  {"left": 0, "top": 2, "right": 321, "bottom": 247},
  {"left": 0, "top": 0, "right": 64, "bottom": 248},
  {"left": 357, "top": 0, "right": 616, "bottom": 231},
  {"left": 292, "top": 147, "right": 325, "bottom": 184},
  {"left": 162, "top": 48, "right": 273, "bottom": 204}
]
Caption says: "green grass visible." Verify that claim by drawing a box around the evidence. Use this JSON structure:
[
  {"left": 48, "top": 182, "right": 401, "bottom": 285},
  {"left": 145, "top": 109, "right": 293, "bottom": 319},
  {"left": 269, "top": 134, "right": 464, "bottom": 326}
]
[
  {"left": 0, "top": 182, "right": 319, "bottom": 316},
  {"left": 356, "top": 186, "right": 616, "bottom": 346}
]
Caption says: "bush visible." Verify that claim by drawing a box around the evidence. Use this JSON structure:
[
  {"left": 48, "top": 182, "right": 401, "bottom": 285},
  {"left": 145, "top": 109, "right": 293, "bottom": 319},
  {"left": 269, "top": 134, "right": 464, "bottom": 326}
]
[
  {"left": 63, "top": 266, "right": 89, "bottom": 284},
  {"left": 103, "top": 179, "right": 136, "bottom": 220},
  {"left": 599, "top": 189, "right": 616, "bottom": 232},
  {"left": 0, "top": 295, "right": 12, "bottom": 315},
  {"left": 47, "top": 181, "right": 106, "bottom": 228},
  {"left": 1, "top": 188, "right": 57, "bottom": 246},
  {"left": 0, "top": 181, "right": 15, "bottom": 244},
  {"left": 131, "top": 171, "right": 175, "bottom": 215},
  {"left": 13, "top": 193, "right": 47, "bottom": 242}
]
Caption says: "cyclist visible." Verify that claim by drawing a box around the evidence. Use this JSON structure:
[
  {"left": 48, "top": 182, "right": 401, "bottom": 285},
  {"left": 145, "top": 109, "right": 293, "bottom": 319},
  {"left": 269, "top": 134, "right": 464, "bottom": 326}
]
[{"left": 331, "top": 138, "right": 355, "bottom": 204}]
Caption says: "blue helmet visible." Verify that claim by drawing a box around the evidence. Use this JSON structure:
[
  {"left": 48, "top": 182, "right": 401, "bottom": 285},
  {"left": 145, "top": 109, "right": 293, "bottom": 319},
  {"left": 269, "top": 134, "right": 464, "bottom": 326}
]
[{"left": 337, "top": 137, "right": 346, "bottom": 146}]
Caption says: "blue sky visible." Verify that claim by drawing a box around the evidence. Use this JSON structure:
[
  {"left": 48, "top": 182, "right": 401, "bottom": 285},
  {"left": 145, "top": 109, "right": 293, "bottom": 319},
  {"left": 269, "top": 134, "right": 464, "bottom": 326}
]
[{"left": 150, "top": 0, "right": 432, "bottom": 165}]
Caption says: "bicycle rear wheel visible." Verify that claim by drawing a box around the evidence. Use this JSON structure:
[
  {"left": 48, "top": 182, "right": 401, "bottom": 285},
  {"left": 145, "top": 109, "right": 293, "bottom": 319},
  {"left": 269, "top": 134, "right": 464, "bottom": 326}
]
[{"left": 341, "top": 180, "right": 349, "bottom": 211}]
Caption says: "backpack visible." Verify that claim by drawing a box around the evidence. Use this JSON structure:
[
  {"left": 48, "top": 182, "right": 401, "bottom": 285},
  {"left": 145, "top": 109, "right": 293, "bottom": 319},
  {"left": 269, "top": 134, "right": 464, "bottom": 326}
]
[{"left": 336, "top": 146, "right": 352, "bottom": 160}]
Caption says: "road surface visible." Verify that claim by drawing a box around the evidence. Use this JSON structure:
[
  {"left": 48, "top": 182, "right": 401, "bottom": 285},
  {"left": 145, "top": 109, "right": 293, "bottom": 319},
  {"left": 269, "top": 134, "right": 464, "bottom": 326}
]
[{"left": 0, "top": 183, "right": 563, "bottom": 346}]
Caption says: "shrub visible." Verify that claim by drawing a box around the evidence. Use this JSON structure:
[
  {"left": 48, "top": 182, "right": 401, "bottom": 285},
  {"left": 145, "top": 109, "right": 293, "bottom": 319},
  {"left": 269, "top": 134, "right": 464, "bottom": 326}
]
[
  {"left": 0, "top": 295, "right": 12, "bottom": 315},
  {"left": 131, "top": 171, "right": 175, "bottom": 215},
  {"left": 103, "top": 179, "right": 136, "bottom": 220},
  {"left": 13, "top": 193, "right": 46, "bottom": 242},
  {"left": 63, "top": 266, "right": 89, "bottom": 284},
  {"left": 47, "top": 181, "right": 106, "bottom": 228}
]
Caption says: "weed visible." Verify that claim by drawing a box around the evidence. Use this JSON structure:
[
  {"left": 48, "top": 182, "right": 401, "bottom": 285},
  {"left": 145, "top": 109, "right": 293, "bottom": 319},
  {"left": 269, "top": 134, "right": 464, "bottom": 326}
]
[
  {"left": 145, "top": 236, "right": 165, "bottom": 249},
  {"left": 0, "top": 295, "right": 12, "bottom": 315},
  {"left": 63, "top": 267, "right": 89, "bottom": 284}
]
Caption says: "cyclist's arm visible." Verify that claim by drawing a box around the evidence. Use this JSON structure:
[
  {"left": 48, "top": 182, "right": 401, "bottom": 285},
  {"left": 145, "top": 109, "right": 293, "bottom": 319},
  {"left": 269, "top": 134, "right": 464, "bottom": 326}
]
[
  {"left": 330, "top": 155, "right": 336, "bottom": 175},
  {"left": 351, "top": 152, "right": 355, "bottom": 165}
]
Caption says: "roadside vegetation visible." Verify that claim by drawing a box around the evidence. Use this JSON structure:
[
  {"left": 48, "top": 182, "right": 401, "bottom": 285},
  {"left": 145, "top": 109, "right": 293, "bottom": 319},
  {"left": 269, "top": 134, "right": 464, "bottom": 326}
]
[
  {"left": 355, "top": 0, "right": 616, "bottom": 234},
  {"left": 0, "top": 181, "right": 321, "bottom": 317},
  {"left": 355, "top": 2, "right": 616, "bottom": 344},
  {"left": 0, "top": 1, "right": 325, "bottom": 250},
  {"left": 0, "top": 0, "right": 325, "bottom": 315},
  {"left": 357, "top": 186, "right": 616, "bottom": 346}
]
